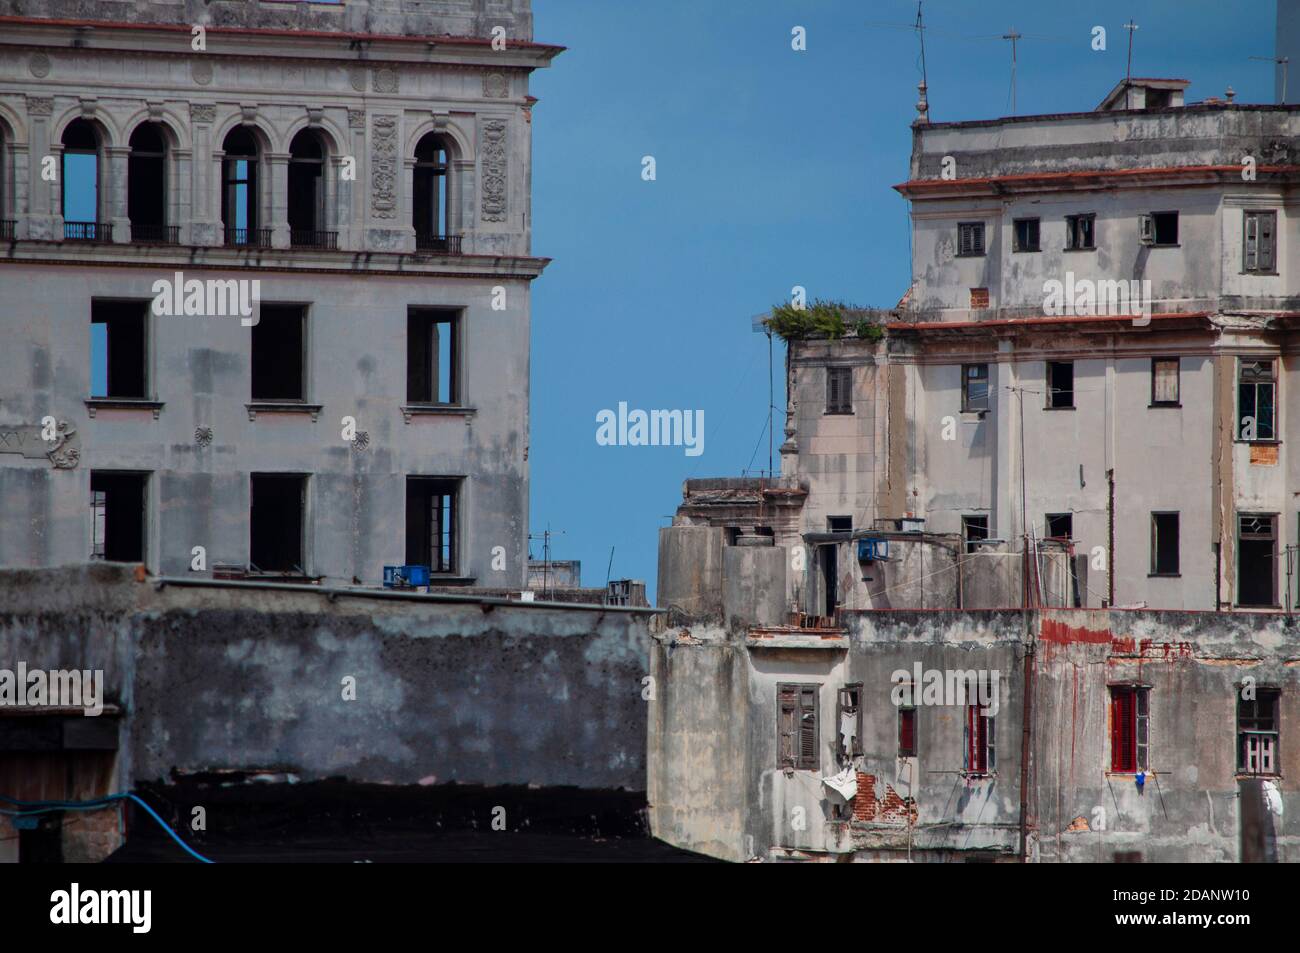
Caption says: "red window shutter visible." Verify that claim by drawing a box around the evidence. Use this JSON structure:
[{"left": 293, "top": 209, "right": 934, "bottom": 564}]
[
  {"left": 1111, "top": 689, "right": 1135, "bottom": 772},
  {"left": 967, "top": 705, "right": 987, "bottom": 773},
  {"left": 899, "top": 708, "right": 915, "bottom": 757}
]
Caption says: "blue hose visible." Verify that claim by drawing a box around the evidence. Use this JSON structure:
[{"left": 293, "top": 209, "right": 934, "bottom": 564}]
[{"left": 0, "top": 791, "right": 215, "bottom": 864}]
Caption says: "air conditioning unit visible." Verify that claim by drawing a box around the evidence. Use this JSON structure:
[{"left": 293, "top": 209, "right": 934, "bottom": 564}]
[{"left": 1138, "top": 214, "right": 1155, "bottom": 245}]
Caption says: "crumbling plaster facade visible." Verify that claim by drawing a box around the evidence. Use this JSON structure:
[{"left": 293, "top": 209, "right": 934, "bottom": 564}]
[{"left": 0, "top": 0, "right": 559, "bottom": 585}]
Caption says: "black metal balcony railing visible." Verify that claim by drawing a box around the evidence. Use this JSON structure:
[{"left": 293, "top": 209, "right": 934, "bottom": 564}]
[
  {"left": 225, "top": 226, "right": 273, "bottom": 248},
  {"left": 290, "top": 229, "right": 338, "bottom": 250},
  {"left": 64, "top": 221, "right": 112, "bottom": 242},
  {"left": 130, "top": 223, "right": 180, "bottom": 245},
  {"left": 0, "top": 220, "right": 14, "bottom": 240},
  {"left": 415, "top": 232, "right": 463, "bottom": 255}
]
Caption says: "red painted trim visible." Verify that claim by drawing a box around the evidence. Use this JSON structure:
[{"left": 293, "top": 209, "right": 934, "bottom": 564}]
[
  {"left": 885, "top": 312, "right": 1212, "bottom": 332},
  {"left": 895, "top": 164, "right": 1300, "bottom": 196}
]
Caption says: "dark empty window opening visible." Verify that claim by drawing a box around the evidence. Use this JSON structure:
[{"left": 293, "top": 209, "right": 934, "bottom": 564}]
[
  {"left": 1238, "top": 359, "right": 1276, "bottom": 441},
  {"left": 250, "top": 474, "right": 306, "bottom": 574},
  {"left": 1046, "top": 361, "right": 1074, "bottom": 408},
  {"left": 837, "top": 684, "right": 863, "bottom": 759},
  {"left": 1237, "top": 688, "right": 1280, "bottom": 776},
  {"left": 964, "top": 684, "right": 995, "bottom": 775},
  {"left": 1013, "top": 217, "right": 1040, "bottom": 252},
  {"left": 90, "top": 300, "right": 148, "bottom": 399},
  {"left": 413, "top": 133, "right": 451, "bottom": 250},
  {"left": 957, "top": 221, "right": 985, "bottom": 257},
  {"left": 90, "top": 471, "right": 147, "bottom": 562},
  {"left": 1146, "top": 211, "right": 1178, "bottom": 246},
  {"left": 1237, "top": 514, "right": 1277, "bottom": 608},
  {"left": 222, "top": 127, "right": 259, "bottom": 245},
  {"left": 826, "top": 366, "right": 853, "bottom": 414},
  {"left": 288, "top": 129, "right": 326, "bottom": 245},
  {"left": 1151, "top": 357, "right": 1179, "bottom": 406},
  {"left": 407, "top": 309, "right": 458, "bottom": 404},
  {"left": 127, "top": 123, "right": 167, "bottom": 240},
  {"left": 406, "top": 477, "right": 459, "bottom": 574},
  {"left": 962, "top": 515, "right": 989, "bottom": 553},
  {"left": 1150, "top": 512, "right": 1179, "bottom": 575},
  {"left": 1065, "top": 213, "right": 1095, "bottom": 250},
  {"left": 1110, "top": 685, "right": 1149, "bottom": 773},
  {"left": 962, "top": 363, "right": 989, "bottom": 412},
  {"left": 778, "top": 683, "right": 819, "bottom": 771},
  {"left": 898, "top": 701, "right": 917, "bottom": 758},
  {"left": 828, "top": 516, "right": 852, "bottom": 535},
  {"left": 1244, "top": 210, "right": 1277, "bottom": 274},
  {"left": 251, "top": 306, "right": 305, "bottom": 401},
  {"left": 1045, "top": 512, "right": 1073, "bottom": 541},
  {"left": 62, "top": 118, "right": 102, "bottom": 235}
]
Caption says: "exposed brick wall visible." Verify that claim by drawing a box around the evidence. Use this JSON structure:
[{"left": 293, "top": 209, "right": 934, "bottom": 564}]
[{"left": 852, "top": 771, "right": 917, "bottom": 824}]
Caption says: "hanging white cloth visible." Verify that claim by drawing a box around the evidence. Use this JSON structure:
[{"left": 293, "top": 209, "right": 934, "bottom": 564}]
[{"left": 821, "top": 764, "right": 857, "bottom": 801}]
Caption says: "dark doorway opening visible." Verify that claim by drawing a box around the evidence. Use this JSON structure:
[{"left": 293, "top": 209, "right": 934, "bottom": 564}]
[{"left": 250, "top": 474, "right": 306, "bottom": 574}]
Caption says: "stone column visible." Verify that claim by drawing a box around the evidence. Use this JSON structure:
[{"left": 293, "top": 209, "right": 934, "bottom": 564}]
[
  {"left": 268, "top": 152, "right": 289, "bottom": 248},
  {"left": 106, "top": 145, "right": 129, "bottom": 243},
  {"left": 25, "top": 96, "right": 55, "bottom": 239},
  {"left": 188, "top": 103, "right": 219, "bottom": 245}
]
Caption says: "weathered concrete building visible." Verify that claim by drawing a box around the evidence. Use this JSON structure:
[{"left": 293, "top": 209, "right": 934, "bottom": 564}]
[
  {"left": 0, "top": 0, "right": 558, "bottom": 586},
  {"left": 649, "top": 76, "right": 1300, "bottom": 861}
]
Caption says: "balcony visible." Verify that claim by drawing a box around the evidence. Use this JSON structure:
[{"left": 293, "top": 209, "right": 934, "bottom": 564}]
[
  {"left": 0, "top": 220, "right": 14, "bottom": 240},
  {"left": 415, "top": 232, "right": 463, "bottom": 255},
  {"left": 130, "top": 223, "right": 180, "bottom": 245},
  {"left": 290, "top": 229, "right": 338, "bottom": 250},
  {"left": 225, "top": 227, "right": 273, "bottom": 248},
  {"left": 64, "top": 221, "right": 113, "bottom": 242}
]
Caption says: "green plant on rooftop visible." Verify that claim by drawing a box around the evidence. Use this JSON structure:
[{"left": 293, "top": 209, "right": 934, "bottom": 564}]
[{"left": 764, "top": 299, "right": 885, "bottom": 342}]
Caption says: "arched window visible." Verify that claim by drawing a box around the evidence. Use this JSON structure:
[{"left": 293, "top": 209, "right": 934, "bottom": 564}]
[
  {"left": 289, "top": 129, "right": 333, "bottom": 248},
  {"left": 222, "top": 127, "right": 263, "bottom": 247},
  {"left": 0, "top": 123, "right": 11, "bottom": 240},
  {"left": 128, "top": 123, "right": 172, "bottom": 243},
  {"left": 62, "top": 118, "right": 104, "bottom": 240},
  {"left": 413, "top": 133, "right": 452, "bottom": 251}
]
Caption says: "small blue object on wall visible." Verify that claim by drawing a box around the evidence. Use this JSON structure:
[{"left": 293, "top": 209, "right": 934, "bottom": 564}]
[
  {"left": 383, "top": 565, "right": 431, "bottom": 588},
  {"left": 856, "top": 538, "right": 889, "bottom": 562}
]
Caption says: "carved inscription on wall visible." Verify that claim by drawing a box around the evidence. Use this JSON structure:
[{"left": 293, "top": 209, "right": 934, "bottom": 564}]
[
  {"left": 480, "top": 119, "right": 508, "bottom": 223},
  {"left": 371, "top": 116, "right": 398, "bottom": 219}
]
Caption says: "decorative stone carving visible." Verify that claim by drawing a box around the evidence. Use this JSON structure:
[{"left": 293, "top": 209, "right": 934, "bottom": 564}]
[
  {"left": 371, "top": 115, "right": 398, "bottom": 220},
  {"left": 348, "top": 108, "right": 366, "bottom": 128},
  {"left": 189, "top": 103, "right": 216, "bottom": 124},
  {"left": 191, "top": 59, "right": 213, "bottom": 86},
  {"left": 0, "top": 421, "right": 80, "bottom": 469},
  {"left": 194, "top": 427, "right": 213, "bottom": 448},
  {"left": 483, "top": 72, "right": 508, "bottom": 98},
  {"left": 480, "top": 119, "right": 508, "bottom": 222},
  {"left": 29, "top": 52, "right": 51, "bottom": 78},
  {"left": 351, "top": 431, "right": 370, "bottom": 452},
  {"left": 373, "top": 68, "right": 399, "bottom": 93},
  {"left": 26, "top": 96, "right": 53, "bottom": 116},
  {"left": 349, "top": 68, "right": 366, "bottom": 93},
  {"left": 306, "top": 106, "right": 324, "bottom": 127}
]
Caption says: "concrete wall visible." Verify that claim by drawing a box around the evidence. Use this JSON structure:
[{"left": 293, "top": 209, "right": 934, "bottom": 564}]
[{"left": 0, "top": 564, "right": 651, "bottom": 793}]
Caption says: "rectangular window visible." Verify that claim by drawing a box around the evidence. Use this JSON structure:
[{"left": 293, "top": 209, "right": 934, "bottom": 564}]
[
  {"left": 1046, "top": 361, "right": 1074, "bottom": 408},
  {"left": 406, "top": 477, "right": 459, "bottom": 574},
  {"left": 826, "top": 366, "right": 853, "bottom": 415},
  {"left": 251, "top": 305, "right": 305, "bottom": 401},
  {"left": 837, "top": 684, "right": 863, "bottom": 758},
  {"left": 957, "top": 221, "right": 985, "bottom": 257},
  {"left": 1045, "top": 512, "right": 1073, "bottom": 541},
  {"left": 89, "top": 471, "right": 147, "bottom": 562},
  {"left": 827, "top": 516, "right": 852, "bottom": 535},
  {"left": 1237, "top": 688, "right": 1280, "bottom": 775},
  {"left": 962, "top": 515, "right": 989, "bottom": 553},
  {"left": 1151, "top": 357, "right": 1179, "bottom": 406},
  {"left": 962, "top": 363, "right": 989, "bottom": 412},
  {"left": 250, "top": 473, "right": 307, "bottom": 574},
  {"left": 1238, "top": 359, "right": 1276, "bottom": 440},
  {"left": 1110, "top": 686, "right": 1150, "bottom": 773},
  {"left": 407, "top": 308, "right": 459, "bottom": 404},
  {"left": 1065, "top": 213, "right": 1096, "bottom": 250},
  {"left": 964, "top": 687, "right": 995, "bottom": 775},
  {"left": 778, "top": 683, "right": 819, "bottom": 770},
  {"left": 90, "top": 301, "right": 148, "bottom": 398},
  {"left": 1243, "top": 210, "right": 1277, "bottom": 274},
  {"left": 1013, "top": 217, "right": 1040, "bottom": 252},
  {"left": 1150, "top": 512, "right": 1179, "bottom": 575},
  {"left": 1237, "top": 514, "right": 1278, "bottom": 607},
  {"left": 898, "top": 702, "right": 917, "bottom": 758},
  {"left": 1144, "top": 211, "right": 1178, "bottom": 246}
]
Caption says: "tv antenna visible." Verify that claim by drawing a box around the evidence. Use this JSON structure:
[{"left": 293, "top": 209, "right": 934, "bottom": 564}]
[
  {"left": 1002, "top": 28, "right": 1022, "bottom": 114},
  {"left": 527, "top": 525, "right": 566, "bottom": 600},
  {"left": 1251, "top": 55, "right": 1289, "bottom": 103},
  {"left": 1123, "top": 20, "right": 1139, "bottom": 107}
]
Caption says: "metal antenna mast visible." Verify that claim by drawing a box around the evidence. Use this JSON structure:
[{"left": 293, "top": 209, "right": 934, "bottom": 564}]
[
  {"left": 1251, "top": 55, "right": 1289, "bottom": 103},
  {"left": 916, "top": 2, "right": 930, "bottom": 114},
  {"left": 1002, "top": 29, "right": 1021, "bottom": 114},
  {"left": 1123, "top": 20, "right": 1139, "bottom": 107}
]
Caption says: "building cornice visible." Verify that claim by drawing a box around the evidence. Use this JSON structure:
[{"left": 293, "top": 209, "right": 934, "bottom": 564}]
[{"left": 894, "top": 165, "right": 1300, "bottom": 199}]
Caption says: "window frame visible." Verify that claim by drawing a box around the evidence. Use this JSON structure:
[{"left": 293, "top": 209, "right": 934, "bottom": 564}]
[
  {"left": 1237, "top": 358, "right": 1277, "bottom": 442},
  {"left": 406, "top": 308, "right": 461, "bottom": 406},
  {"left": 1046, "top": 360, "right": 1074, "bottom": 409},
  {"left": 405, "top": 476, "right": 462, "bottom": 575},
  {"left": 1243, "top": 209, "right": 1278, "bottom": 275},
  {"left": 1065, "top": 213, "right": 1096, "bottom": 251},
  {"left": 962, "top": 514, "right": 990, "bottom": 553},
  {"left": 898, "top": 701, "right": 917, "bottom": 758},
  {"left": 837, "top": 684, "right": 863, "bottom": 759},
  {"left": 1012, "top": 217, "right": 1040, "bottom": 253},
  {"left": 825, "top": 365, "right": 853, "bottom": 415},
  {"left": 964, "top": 692, "right": 995, "bottom": 776},
  {"left": 1236, "top": 513, "right": 1279, "bottom": 608},
  {"left": 1109, "top": 684, "right": 1150, "bottom": 774},
  {"left": 778, "top": 683, "right": 820, "bottom": 771},
  {"left": 1149, "top": 511, "right": 1180, "bottom": 576},
  {"left": 961, "top": 363, "right": 990, "bottom": 413},
  {"left": 1147, "top": 210, "right": 1179, "bottom": 247},
  {"left": 1236, "top": 687, "right": 1281, "bottom": 776},
  {"left": 956, "top": 221, "right": 986, "bottom": 258},
  {"left": 1150, "top": 357, "right": 1180, "bottom": 407}
]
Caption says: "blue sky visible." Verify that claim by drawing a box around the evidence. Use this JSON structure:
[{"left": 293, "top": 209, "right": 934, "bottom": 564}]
[{"left": 527, "top": 0, "right": 1278, "bottom": 596}]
